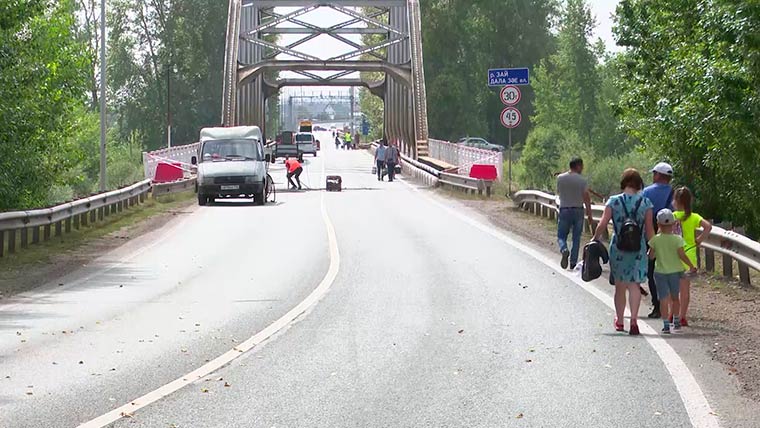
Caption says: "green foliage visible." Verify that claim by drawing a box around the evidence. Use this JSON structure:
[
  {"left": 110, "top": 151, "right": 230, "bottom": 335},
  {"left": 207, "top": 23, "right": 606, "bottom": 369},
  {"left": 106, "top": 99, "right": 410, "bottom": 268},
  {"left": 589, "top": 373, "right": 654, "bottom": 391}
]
[
  {"left": 0, "top": 0, "right": 90, "bottom": 210},
  {"left": 616, "top": 0, "right": 760, "bottom": 233},
  {"left": 421, "top": 0, "right": 557, "bottom": 145},
  {"left": 517, "top": 125, "right": 568, "bottom": 191},
  {"left": 107, "top": 0, "right": 227, "bottom": 151}
]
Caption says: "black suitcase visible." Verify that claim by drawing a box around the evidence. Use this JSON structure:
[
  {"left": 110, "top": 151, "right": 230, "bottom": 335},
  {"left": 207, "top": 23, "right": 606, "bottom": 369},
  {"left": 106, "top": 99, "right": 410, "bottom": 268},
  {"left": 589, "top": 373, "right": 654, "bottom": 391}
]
[{"left": 326, "top": 175, "right": 342, "bottom": 192}]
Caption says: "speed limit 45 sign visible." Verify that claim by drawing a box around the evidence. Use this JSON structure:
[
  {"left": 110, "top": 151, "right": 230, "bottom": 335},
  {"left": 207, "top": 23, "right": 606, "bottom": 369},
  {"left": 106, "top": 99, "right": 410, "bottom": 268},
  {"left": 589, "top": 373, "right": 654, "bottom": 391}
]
[{"left": 500, "top": 107, "right": 521, "bottom": 128}]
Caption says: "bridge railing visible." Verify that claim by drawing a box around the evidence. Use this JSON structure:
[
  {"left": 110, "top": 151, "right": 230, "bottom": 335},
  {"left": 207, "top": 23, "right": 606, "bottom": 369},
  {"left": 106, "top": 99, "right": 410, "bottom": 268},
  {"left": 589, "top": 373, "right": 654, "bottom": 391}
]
[
  {"left": 514, "top": 189, "right": 760, "bottom": 285},
  {"left": 428, "top": 139, "right": 503, "bottom": 181},
  {"left": 142, "top": 143, "right": 199, "bottom": 179}
]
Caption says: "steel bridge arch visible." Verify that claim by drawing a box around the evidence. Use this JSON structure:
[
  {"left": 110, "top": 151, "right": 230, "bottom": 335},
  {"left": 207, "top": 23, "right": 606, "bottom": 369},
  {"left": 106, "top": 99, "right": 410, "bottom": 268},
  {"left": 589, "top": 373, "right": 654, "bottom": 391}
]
[{"left": 221, "top": 0, "right": 429, "bottom": 157}]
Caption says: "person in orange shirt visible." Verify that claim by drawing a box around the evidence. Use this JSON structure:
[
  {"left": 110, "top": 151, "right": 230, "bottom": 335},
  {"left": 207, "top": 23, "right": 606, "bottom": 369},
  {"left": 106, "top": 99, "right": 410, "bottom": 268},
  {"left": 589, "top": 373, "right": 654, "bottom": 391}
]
[{"left": 284, "top": 156, "right": 303, "bottom": 190}]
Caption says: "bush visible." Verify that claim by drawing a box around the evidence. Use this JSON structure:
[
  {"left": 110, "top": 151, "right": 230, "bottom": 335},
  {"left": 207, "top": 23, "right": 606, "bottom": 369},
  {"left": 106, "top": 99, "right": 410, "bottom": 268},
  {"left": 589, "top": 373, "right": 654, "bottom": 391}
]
[{"left": 517, "top": 125, "right": 573, "bottom": 191}]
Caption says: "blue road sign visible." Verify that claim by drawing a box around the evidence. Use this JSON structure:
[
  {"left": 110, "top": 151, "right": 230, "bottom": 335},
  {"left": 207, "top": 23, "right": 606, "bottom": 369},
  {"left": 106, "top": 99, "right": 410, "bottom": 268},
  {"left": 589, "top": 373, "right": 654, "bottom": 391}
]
[{"left": 488, "top": 68, "right": 530, "bottom": 87}]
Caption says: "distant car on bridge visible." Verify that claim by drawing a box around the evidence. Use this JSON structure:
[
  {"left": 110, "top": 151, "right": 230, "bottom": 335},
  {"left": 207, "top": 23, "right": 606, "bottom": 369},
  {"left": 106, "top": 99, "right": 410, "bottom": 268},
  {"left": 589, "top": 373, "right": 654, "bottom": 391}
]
[
  {"left": 295, "top": 132, "right": 318, "bottom": 157},
  {"left": 456, "top": 137, "right": 505, "bottom": 152}
]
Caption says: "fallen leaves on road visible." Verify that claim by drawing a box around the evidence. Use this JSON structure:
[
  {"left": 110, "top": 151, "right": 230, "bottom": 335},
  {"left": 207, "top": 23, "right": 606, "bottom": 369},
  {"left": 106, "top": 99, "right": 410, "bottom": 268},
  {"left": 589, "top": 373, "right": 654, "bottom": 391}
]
[
  {"left": 525, "top": 359, "right": 533, "bottom": 363},
  {"left": 458, "top": 329, "right": 464, "bottom": 334},
  {"left": 201, "top": 388, "right": 209, "bottom": 393},
  {"left": 120, "top": 411, "right": 133, "bottom": 418},
  {"left": 516, "top": 413, "right": 524, "bottom": 419},
  {"left": 224, "top": 382, "right": 231, "bottom": 387}
]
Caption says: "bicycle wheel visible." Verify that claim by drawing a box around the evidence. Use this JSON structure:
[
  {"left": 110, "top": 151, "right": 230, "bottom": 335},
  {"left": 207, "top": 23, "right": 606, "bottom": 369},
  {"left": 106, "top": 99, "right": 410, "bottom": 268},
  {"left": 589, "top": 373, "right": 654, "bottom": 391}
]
[{"left": 266, "top": 173, "right": 276, "bottom": 203}]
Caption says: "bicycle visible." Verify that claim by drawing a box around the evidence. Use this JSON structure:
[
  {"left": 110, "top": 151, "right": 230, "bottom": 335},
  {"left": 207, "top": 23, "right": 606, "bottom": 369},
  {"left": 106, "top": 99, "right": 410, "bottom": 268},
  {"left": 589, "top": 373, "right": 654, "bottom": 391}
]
[{"left": 265, "top": 173, "right": 276, "bottom": 204}]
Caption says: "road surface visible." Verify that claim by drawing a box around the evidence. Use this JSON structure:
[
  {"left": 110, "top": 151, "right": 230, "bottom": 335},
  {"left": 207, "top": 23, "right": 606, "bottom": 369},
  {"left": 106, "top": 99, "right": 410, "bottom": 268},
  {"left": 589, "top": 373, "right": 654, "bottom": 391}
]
[{"left": 0, "top": 133, "right": 723, "bottom": 427}]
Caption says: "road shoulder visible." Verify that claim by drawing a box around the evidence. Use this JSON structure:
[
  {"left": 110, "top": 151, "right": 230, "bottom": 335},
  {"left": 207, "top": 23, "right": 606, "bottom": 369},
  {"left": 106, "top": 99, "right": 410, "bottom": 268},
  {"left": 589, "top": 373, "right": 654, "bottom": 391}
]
[
  {"left": 433, "top": 189, "right": 760, "bottom": 427},
  {"left": 0, "top": 193, "right": 196, "bottom": 299}
]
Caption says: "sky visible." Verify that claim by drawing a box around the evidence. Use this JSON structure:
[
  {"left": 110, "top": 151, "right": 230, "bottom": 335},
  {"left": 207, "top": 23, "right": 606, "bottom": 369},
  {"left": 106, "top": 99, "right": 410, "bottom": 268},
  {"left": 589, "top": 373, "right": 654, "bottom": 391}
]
[{"left": 272, "top": 1, "right": 622, "bottom": 95}]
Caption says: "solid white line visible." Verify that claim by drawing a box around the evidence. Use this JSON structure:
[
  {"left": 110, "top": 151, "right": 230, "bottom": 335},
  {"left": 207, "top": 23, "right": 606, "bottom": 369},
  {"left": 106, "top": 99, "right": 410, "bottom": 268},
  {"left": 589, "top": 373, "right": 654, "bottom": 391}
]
[
  {"left": 77, "top": 192, "right": 341, "bottom": 428},
  {"left": 399, "top": 180, "right": 720, "bottom": 428}
]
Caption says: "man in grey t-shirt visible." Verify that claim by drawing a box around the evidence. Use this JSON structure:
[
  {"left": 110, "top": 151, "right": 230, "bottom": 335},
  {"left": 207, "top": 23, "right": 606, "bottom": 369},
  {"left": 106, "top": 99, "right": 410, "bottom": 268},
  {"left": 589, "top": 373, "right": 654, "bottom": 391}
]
[{"left": 556, "top": 157, "right": 594, "bottom": 269}]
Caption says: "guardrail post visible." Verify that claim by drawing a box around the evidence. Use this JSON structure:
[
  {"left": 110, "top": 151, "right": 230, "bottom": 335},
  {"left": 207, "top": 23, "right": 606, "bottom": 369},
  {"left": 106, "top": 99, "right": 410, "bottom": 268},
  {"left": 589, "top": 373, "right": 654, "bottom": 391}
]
[
  {"left": 0, "top": 230, "right": 4, "bottom": 257},
  {"left": 117, "top": 200, "right": 123, "bottom": 212},
  {"left": 704, "top": 248, "right": 715, "bottom": 272},
  {"left": 32, "top": 226, "right": 40, "bottom": 244},
  {"left": 55, "top": 220, "right": 62, "bottom": 237},
  {"left": 549, "top": 208, "right": 556, "bottom": 221},
  {"left": 722, "top": 253, "right": 733, "bottom": 279},
  {"left": 739, "top": 262, "right": 751, "bottom": 286},
  {"left": 43, "top": 224, "right": 51, "bottom": 241},
  {"left": 8, "top": 229, "right": 16, "bottom": 254},
  {"left": 140, "top": 192, "right": 146, "bottom": 203},
  {"left": 98, "top": 206, "right": 104, "bottom": 221},
  {"left": 65, "top": 217, "right": 72, "bottom": 233},
  {"left": 20, "top": 227, "right": 28, "bottom": 248}
]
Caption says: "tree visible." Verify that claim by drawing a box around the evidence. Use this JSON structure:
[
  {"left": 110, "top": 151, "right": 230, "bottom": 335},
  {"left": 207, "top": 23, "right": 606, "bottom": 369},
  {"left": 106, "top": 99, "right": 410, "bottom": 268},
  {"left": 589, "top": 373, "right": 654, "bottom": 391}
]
[
  {"left": 616, "top": 0, "right": 760, "bottom": 233},
  {"left": 421, "top": 0, "right": 557, "bottom": 145},
  {"left": 0, "top": 0, "right": 90, "bottom": 210}
]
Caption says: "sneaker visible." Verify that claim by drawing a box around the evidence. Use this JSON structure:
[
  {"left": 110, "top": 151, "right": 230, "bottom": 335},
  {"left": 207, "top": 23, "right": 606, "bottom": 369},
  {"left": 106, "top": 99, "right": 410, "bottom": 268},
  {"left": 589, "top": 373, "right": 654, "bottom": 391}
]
[
  {"left": 661, "top": 326, "right": 671, "bottom": 334},
  {"left": 569, "top": 263, "right": 576, "bottom": 270},
  {"left": 673, "top": 323, "right": 682, "bottom": 332},
  {"left": 681, "top": 318, "right": 689, "bottom": 327},
  {"left": 648, "top": 309, "right": 661, "bottom": 319},
  {"left": 560, "top": 250, "right": 570, "bottom": 269},
  {"left": 629, "top": 322, "right": 640, "bottom": 336}
]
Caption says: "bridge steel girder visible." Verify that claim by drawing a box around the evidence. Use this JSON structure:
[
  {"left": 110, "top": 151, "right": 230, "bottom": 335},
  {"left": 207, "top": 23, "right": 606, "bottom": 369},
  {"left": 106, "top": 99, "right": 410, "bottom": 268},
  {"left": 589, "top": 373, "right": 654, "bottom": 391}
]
[{"left": 222, "top": 0, "right": 430, "bottom": 157}]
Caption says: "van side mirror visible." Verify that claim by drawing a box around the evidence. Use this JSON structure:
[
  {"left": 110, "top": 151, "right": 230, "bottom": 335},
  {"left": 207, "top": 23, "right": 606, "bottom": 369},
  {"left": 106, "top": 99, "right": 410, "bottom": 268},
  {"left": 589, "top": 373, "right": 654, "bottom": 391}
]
[
  {"left": 264, "top": 154, "right": 271, "bottom": 163},
  {"left": 191, "top": 156, "right": 197, "bottom": 165}
]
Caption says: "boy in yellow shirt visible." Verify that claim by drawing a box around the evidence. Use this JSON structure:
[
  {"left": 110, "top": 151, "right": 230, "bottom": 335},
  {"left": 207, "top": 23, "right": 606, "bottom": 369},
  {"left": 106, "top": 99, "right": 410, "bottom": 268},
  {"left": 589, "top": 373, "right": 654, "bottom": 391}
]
[{"left": 648, "top": 209, "right": 697, "bottom": 334}]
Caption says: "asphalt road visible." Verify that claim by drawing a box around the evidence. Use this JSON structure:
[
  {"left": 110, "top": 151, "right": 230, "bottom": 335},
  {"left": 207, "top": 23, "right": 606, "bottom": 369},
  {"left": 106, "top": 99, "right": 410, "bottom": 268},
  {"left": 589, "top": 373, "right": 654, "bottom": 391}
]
[{"left": 0, "top": 133, "right": 712, "bottom": 427}]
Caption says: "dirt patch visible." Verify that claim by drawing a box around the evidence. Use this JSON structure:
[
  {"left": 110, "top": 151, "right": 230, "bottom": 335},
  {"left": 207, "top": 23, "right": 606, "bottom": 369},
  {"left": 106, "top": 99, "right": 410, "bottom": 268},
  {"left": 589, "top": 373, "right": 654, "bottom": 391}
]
[
  {"left": 0, "top": 194, "right": 196, "bottom": 298},
  {"left": 454, "top": 194, "right": 760, "bottom": 403}
]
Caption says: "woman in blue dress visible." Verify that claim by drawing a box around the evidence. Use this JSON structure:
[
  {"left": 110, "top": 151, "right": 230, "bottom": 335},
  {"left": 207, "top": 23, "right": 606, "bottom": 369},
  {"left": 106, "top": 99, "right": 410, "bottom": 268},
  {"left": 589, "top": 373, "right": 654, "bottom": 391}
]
[{"left": 593, "top": 168, "right": 655, "bottom": 335}]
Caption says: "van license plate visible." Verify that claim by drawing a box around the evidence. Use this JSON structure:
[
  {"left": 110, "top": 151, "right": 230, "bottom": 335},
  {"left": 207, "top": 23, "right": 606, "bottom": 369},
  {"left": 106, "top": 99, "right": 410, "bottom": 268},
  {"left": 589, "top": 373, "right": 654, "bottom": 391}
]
[{"left": 220, "top": 185, "right": 239, "bottom": 190}]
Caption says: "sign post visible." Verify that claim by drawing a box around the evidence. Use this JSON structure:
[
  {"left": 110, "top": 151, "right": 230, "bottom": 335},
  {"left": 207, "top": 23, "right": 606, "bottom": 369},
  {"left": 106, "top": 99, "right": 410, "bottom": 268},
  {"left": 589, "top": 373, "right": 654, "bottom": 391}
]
[{"left": 499, "top": 86, "right": 522, "bottom": 195}]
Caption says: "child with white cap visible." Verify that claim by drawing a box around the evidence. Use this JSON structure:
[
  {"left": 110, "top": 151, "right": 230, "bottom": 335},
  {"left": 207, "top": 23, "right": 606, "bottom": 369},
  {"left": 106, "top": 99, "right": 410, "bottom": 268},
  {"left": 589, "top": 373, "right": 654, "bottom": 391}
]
[{"left": 647, "top": 208, "right": 697, "bottom": 334}]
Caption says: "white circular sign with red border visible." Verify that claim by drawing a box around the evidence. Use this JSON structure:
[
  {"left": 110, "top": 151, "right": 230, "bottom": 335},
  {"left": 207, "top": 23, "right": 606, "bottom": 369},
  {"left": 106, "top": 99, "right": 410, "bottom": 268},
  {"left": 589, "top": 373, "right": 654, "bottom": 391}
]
[
  {"left": 500, "top": 107, "right": 522, "bottom": 128},
  {"left": 499, "top": 85, "right": 521, "bottom": 106}
]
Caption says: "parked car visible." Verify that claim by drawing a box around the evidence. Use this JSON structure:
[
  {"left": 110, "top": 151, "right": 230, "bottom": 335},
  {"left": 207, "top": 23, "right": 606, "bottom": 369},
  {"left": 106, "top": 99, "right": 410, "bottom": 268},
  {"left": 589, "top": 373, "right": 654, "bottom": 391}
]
[{"left": 456, "top": 137, "right": 505, "bottom": 152}]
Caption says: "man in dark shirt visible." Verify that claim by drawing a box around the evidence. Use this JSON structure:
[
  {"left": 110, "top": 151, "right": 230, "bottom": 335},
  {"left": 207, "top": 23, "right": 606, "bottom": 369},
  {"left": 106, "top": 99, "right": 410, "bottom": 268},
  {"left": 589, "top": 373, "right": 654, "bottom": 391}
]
[{"left": 642, "top": 162, "right": 674, "bottom": 318}]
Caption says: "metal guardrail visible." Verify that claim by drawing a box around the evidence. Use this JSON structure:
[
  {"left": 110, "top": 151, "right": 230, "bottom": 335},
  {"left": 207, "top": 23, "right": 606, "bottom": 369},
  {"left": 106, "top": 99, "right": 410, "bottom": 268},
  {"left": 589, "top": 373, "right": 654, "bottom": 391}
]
[
  {"left": 0, "top": 176, "right": 199, "bottom": 257},
  {"left": 369, "top": 142, "right": 439, "bottom": 187},
  {"left": 439, "top": 172, "right": 494, "bottom": 197},
  {"left": 0, "top": 180, "right": 152, "bottom": 257},
  {"left": 514, "top": 189, "right": 760, "bottom": 285},
  {"left": 153, "top": 178, "right": 197, "bottom": 196}
]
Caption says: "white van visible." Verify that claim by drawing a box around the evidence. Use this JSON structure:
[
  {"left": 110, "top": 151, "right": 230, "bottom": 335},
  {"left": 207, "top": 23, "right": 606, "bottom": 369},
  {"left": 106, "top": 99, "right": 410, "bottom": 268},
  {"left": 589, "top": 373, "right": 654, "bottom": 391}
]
[{"left": 191, "top": 126, "right": 269, "bottom": 205}]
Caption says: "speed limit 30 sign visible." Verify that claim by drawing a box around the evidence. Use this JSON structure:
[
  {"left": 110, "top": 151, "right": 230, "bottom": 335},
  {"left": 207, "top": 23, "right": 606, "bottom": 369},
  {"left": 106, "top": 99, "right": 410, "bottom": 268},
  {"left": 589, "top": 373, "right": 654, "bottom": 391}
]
[
  {"left": 500, "top": 107, "right": 521, "bottom": 128},
  {"left": 499, "top": 85, "right": 521, "bottom": 106}
]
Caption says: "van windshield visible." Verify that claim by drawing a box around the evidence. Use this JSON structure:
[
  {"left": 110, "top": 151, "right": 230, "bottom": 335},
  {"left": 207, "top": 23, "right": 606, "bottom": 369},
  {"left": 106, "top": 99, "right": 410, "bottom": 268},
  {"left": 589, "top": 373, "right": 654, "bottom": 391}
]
[
  {"left": 201, "top": 139, "right": 261, "bottom": 162},
  {"left": 296, "top": 134, "right": 314, "bottom": 142}
]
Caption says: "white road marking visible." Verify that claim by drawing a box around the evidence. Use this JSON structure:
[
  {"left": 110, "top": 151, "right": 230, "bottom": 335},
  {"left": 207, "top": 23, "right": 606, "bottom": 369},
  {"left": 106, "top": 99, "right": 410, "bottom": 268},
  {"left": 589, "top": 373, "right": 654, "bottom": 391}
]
[
  {"left": 400, "top": 179, "right": 720, "bottom": 428},
  {"left": 77, "top": 191, "right": 341, "bottom": 428}
]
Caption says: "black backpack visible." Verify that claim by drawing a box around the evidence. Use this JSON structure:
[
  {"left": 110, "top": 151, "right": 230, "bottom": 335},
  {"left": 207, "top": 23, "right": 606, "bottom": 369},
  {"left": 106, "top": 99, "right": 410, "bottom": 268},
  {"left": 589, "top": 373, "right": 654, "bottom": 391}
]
[{"left": 616, "top": 196, "right": 644, "bottom": 252}]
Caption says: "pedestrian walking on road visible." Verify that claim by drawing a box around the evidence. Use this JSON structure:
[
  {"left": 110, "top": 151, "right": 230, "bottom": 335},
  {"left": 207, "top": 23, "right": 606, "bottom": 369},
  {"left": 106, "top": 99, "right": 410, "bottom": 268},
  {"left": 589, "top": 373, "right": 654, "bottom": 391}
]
[
  {"left": 556, "top": 157, "right": 594, "bottom": 270},
  {"left": 344, "top": 131, "right": 352, "bottom": 150},
  {"left": 375, "top": 141, "right": 387, "bottom": 181},
  {"left": 335, "top": 135, "right": 341, "bottom": 149},
  {"left": 648, "top": 208, "right": 697, "bottom": 334},
  {"left": 642, "top": 162, "right": 675, "bottom": 319},
  {"left": 673, "top": 186, "right": 712, "bottom": 326},
  {"left": 384, "top": 141, "right": 400, "bottom": 182},
  {"left": 284, "top": 156, "right": 303, "bottom": 190},
  {"left": 593, "top": 168, "right": 655, "bottom": 335}
]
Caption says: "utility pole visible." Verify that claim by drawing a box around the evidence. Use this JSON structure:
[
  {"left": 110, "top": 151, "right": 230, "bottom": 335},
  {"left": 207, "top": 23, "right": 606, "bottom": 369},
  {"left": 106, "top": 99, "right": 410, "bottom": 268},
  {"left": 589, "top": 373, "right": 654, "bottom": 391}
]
[
  {"left": 166, "top": 64, "right": 172, "bottom": 148},
  {"left": 98, "top": 0, "right": 107, "bottom": 192}
]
